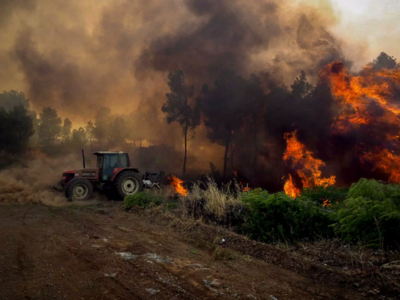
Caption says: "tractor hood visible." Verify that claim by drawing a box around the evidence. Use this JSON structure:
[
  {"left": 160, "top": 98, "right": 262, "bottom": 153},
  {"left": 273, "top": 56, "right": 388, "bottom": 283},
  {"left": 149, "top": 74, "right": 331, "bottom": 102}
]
[
  {"left": 63, "top": 168, "right": 98, "bottom": 176},
  {"left": 62, "top": 168, "right": 99, "bottom": 186}
]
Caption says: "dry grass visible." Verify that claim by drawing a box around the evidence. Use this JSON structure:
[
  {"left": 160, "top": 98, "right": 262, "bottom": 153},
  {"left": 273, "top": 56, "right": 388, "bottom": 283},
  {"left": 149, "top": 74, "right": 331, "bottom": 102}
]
[{"left": 184, "top": 178, "right": 241, "bottom": 218}]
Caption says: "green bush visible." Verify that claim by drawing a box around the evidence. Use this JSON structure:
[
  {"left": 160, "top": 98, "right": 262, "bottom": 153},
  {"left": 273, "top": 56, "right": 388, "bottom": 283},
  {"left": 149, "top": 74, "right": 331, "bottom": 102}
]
[
  {"left": 240, "top": 189, "right": 333, "bottom": 244},
  {"left": 333, "top": 179, "right": 400, "bottom": 248},
  {"left": 301, "top": 185, "right": 349, "bottom": 206},
  {"left": 123, "top": 192, "right": 163, "bottom": 210}
]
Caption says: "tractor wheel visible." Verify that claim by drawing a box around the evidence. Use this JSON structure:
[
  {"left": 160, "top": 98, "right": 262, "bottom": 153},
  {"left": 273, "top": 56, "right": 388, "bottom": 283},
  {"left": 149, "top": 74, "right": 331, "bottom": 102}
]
[
  {"left": 114, "top": 171, "right": 143, "bottom": 199},
  {"left": 65, "top": 178, "right": 93, "bottom": 201}
]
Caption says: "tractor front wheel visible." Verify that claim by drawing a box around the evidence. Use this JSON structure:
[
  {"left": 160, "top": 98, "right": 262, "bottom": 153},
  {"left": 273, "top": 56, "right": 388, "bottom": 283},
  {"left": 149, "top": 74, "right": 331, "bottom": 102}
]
[
  {"left": 114, "top": 171, "right": 143, "bottom": 199},
  {"left": 65, "top": 178, "right": 93, "bottom": 201}
]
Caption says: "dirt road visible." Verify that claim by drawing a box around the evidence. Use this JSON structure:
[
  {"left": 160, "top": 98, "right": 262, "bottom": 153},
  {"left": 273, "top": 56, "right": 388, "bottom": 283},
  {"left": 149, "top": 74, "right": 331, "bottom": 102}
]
[{"left": 0, "top": 203, "right": 376, "bottom": 299}]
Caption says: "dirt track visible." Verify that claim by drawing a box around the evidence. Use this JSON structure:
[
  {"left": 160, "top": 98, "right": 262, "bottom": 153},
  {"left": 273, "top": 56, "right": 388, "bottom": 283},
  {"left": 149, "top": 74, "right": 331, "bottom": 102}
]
[{"left": 0, "top": 203, "right": 378, "bottom": 299}]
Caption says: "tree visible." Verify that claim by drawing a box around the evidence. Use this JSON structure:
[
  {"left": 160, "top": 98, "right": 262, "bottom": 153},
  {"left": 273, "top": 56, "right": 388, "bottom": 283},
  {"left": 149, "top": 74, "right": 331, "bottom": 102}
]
[
  {"left": 109, "top": 116, "right": 128, "bottom": 147},
  {"left": 245, "top": 74, "right": 267, "bottom": 172},
  {"left": 0, "top": 90, "right": 30, "bottom": 111},
  {"left": 197, "top": 70, "right": 247, "bottom": 179},
  {"left": 162, "top": 70, "right": 200, "bottom": 176},
  {"left": 93, "top": 107, "right": 111, "bottom": 147},
  {"left": 85, "top": 120, "right": 95, "bottom": 145},
  {"left": 0, "top": 104, "right": 34, "bottom": 154},
  {"left": 291, "top": 71, "right": 314, "bottom": 100},
  {"left": 61, "top": 118, "right": 72, "bottom": 143},
  {"left": 38, "top": 107, "right": 62, "bottom": 148},
  {"left": 372, "top": 52, "right": 398, "bottom": 70},
  {"left": 70, "top": 127, "right": 87, "bottom": 150}
]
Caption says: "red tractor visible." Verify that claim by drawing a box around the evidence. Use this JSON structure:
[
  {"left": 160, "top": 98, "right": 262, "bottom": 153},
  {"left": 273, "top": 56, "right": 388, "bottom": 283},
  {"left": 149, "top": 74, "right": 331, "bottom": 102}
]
[{"left": 60, "top": 150, "right": 163, "bottom": 201}]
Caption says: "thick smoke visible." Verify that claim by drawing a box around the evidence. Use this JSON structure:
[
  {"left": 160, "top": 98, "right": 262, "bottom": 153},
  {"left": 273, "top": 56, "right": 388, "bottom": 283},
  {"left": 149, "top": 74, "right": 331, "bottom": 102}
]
[{"left": 3, "top": 0, "right": 392, "bottom": 193}]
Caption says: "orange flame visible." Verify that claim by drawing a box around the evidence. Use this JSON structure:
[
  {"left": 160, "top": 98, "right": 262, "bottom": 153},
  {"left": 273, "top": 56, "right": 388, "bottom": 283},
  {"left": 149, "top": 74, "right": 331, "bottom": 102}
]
[
  {"left": 322, "top": 61, "right": 400, "bottom": 182},
  {"left": 168, "top": 175, "right": 188, "bottom": 196},
  {"left": 284, "top": 175, "right": 300, "bottom": 198},
  {"left": 283, "top": 131, "right": 336, "bottom": 198},
  {"left": 322, "top": 61, "right": 400, "bottom": 133}
]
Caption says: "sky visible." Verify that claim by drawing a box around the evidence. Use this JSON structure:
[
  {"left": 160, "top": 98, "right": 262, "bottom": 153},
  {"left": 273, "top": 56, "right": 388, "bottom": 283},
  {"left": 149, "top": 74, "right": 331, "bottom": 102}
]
[{"left": 332, "top": 0, "right": 400, "bottom": 69}]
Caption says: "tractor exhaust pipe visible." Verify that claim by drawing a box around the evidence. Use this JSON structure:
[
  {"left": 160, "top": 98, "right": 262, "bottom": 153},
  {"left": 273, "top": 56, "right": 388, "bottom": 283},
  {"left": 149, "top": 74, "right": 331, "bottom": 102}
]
[{"left": 82, "top": 149, "right": 86, "bottom": 169}]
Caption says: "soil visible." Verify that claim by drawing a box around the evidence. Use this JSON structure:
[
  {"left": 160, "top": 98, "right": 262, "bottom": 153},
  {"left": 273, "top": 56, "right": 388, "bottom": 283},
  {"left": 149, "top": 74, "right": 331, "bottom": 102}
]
[{"left": 0, "top": 202, "right": 398, "bottom": 300}]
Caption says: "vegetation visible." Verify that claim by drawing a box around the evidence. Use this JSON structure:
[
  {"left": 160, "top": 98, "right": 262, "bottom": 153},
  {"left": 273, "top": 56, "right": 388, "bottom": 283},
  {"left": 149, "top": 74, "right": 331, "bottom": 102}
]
[
  {"left": 333, "top": 179, "right": 400, "bottom": 248},
  {"left": 161, "top": 70, "right": 200, "bottom": 176},
  {"left": 241, "top": 189, "right": 333, "bottom": 243},
  {"left": 123, "top": 191, "right": 163, "bottom": 210},
  {"left": 166, "top": 178, "right": 400, "bottom": 249}
]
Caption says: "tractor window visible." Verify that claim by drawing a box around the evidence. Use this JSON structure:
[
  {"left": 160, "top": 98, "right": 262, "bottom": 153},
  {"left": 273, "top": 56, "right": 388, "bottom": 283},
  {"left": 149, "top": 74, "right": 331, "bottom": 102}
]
[
  {"left": 117, "top": 154, "right": 128, "bottom": 167},
  {"left": 104, "top": 154, "right": 128, "bottom": 169},
  {"left": 96, "top": 156, "right": 103, "bottom": 168}
]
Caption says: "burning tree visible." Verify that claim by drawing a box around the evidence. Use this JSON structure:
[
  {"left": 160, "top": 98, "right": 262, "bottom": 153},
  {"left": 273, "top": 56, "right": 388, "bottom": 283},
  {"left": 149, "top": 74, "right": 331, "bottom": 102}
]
[{"left": 162, "top": 70, "right": 200, "bottom": 176}]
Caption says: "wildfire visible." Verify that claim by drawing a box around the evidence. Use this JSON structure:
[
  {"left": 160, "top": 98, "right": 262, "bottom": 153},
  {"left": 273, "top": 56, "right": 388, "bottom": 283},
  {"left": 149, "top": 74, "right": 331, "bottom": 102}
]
[
  {"left": 323, "top": 61, "right": 400, "bottom": 133},
  {"left": 323, "top": 60, "right": 400, "bottom": 182},
  {"left": 283, "top": 131, "right": 336, "bottom": 198},
  {"left": 168, "top": 175, "right": 188, "bottom": 196}
]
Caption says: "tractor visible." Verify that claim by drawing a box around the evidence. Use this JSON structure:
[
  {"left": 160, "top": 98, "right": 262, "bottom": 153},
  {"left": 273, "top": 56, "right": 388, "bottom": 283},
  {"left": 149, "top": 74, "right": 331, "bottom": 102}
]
[{"left": 60, "top": 150, "right": 164, "bottom": 201}]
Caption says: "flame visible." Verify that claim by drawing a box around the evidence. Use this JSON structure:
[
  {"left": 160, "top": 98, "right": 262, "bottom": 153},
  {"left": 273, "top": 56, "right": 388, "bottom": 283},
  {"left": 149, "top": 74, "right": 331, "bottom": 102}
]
[
  {"left": 322, "top": 61, "right": 400, "bottom": 182},
  {"left": 283, "top": 131, "right": 336, "bottom": 198},
  {"left": 168, "top": 175, "right": 188, "bottom": 196},
  {"left": 362, "top": 149, "right": 400, "bottom": 183},
  {"left": 323, "top": 61, "right": 400, "bottom": 133},
  {"left": 323, "top": 199, "right": 332, "bottom": 207},
  {"left": 284, "top": 175, "right": 300, "bottom": 198},
  {"left": 242, "top": 186, "right": 251, "bottom": 192}
]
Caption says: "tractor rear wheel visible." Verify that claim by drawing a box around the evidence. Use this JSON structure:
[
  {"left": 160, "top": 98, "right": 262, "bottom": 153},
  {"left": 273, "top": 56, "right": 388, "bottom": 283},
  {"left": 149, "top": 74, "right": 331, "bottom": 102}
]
[
  {"left": 65, "top": 178, "right": 93, "bottom": 201},
  {"left": 114, "top": 171, "right": 143, "bottom": 199}
]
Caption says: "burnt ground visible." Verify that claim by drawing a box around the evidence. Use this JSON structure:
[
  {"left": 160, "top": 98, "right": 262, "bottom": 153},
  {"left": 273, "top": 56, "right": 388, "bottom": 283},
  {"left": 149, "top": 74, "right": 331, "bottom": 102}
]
[{"left": 0, "top": 203, "right": 398, "bottom": 300}]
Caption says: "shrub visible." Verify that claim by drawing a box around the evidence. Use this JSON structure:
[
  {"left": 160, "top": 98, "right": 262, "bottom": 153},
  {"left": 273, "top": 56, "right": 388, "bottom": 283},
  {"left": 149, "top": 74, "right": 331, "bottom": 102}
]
[
  {"left": 240, "top": 189, "right": 333, "bottom": 243},
  {"left": 301, "top": 185, "right": 349, "bottom": 206},
  {"left": 333, "top": 179, "right": 400, "bottom": 248},
  {"left": 123, "top": 191, "right": 163, "bottom": 210},
  {"left": 184, "top": 180, "right": 246, "bottom": 227}
]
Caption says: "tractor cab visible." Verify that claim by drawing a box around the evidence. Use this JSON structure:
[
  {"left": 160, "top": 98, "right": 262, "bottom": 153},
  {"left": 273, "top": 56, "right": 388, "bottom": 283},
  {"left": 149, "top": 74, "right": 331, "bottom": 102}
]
[{"left": 93, "top": 151, "right": 130, "bottom": 182}]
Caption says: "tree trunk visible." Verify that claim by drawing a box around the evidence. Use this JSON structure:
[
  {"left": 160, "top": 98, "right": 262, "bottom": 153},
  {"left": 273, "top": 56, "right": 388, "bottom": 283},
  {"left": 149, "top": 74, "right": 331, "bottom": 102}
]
[
  {"left": 183, "top": 122, "right": 188, "bottom": 177},
  {"left": 223, "top": 131, "right": 231, "bottom": 180}
]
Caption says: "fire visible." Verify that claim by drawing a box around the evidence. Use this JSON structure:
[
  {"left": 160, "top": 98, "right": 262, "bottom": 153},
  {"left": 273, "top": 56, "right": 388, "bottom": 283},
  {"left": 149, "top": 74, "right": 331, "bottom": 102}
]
[
  {"left": 283, "top": 131, "right": 336, "bottom": 198},
  {"left": 284, "top": 175, "right": 300, "bottom": 198},
  {"left": 323, "top": 61, "right": 400, "bottom": 133},
  {"left": 362, "top": 149, "right": 400, "bottom": 183},
  {"left": 168, "top": 175, "right": 188, "bottom": 196},
  {"left": 323, "top": 61, "right": 400, "bottom": 182}
]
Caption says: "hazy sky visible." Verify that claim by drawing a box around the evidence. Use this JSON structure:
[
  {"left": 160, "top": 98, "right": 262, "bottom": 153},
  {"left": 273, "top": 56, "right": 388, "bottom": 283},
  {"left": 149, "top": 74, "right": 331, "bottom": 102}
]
[{"left": 332, "top": 0, "right": 400, "bottom": 69}]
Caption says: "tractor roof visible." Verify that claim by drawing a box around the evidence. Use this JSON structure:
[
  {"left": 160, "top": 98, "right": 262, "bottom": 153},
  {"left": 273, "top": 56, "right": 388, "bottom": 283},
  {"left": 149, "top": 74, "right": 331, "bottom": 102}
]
[{"left": 92, "top": 151, "right": 127, "bottom": 155}]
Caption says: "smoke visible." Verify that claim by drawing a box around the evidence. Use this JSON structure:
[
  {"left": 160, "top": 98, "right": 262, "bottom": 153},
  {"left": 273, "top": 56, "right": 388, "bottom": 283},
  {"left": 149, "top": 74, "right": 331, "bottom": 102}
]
[
  {"left": 1, "top": 0, "right": 343, "bottom": 118},
  {"left": 0, "top": 155, "right": 100, "bottom": 206},
  {"left": 3, "top": 0, "right": 398, "bottom": 192}
]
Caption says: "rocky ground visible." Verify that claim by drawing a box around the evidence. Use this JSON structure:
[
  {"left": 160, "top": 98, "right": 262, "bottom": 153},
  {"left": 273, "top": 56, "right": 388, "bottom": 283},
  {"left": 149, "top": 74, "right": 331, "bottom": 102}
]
[{"left": 0, "top": 202, "right": 398, "bottom": 300}]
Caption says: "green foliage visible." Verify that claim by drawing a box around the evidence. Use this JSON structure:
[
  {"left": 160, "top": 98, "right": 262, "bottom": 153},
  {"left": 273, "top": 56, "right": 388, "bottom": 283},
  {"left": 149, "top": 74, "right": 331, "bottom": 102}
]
[
  {"left": 240, "top": 189, "right": 333, "bottom": 243},
  {"left": 123, "top": 192, "right": 163, "bottom": 210},
  {"left": 333, "top": 179, "right": 400, "bottom": 248},
  {"left": 301, "top": 185, "right": 349, "bottom": 206}
]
